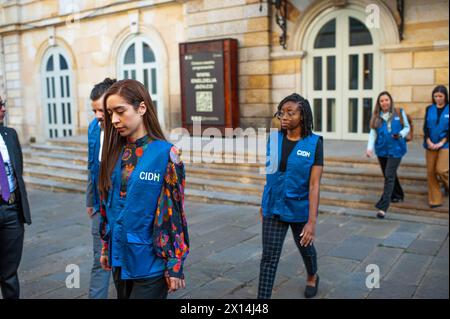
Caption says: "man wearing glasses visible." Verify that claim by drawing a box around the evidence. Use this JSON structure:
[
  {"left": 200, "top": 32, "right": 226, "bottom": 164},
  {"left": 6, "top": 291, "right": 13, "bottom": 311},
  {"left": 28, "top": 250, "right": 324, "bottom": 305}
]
[{"left": 0, "top": 97, "right": 31, "bottom": 299}]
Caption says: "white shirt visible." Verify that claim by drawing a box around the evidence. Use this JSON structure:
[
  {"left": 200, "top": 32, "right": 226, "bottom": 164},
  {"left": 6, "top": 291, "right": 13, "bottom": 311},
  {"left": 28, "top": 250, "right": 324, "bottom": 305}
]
[{"left": 0, "top": 133, "right": 17, "bottom": 193}]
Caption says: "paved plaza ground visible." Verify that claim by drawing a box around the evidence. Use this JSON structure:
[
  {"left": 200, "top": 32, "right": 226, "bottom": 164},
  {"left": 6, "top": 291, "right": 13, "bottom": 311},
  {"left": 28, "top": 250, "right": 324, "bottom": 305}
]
[{"left": 3, "top": 188, "right": 448, "bottom": 299}]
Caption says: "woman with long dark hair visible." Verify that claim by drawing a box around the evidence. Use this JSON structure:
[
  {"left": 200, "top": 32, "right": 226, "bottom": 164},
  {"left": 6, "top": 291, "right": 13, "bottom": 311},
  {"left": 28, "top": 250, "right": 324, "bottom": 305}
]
[
  {"left": 98, "top": 79, "right": 189, "bottom": 299},
  {"left": 366, "top": 91, "right": 410, "bottom": 218},
  {"left": 423, "top": 85, "right": 449, "bottom": 208},
  {"left": 258, "top": 93, "right": 323, "bottom": 299}
]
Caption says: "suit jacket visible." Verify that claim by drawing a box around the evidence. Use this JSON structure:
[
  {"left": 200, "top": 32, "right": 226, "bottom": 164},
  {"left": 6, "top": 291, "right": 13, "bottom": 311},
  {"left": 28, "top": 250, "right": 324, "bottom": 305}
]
[{"left": 0, "top": 125, "right": 31, "bottom": 225}]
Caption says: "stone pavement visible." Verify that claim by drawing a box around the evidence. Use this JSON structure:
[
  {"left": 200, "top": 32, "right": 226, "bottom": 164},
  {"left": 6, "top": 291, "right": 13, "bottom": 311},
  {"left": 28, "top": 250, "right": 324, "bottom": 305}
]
[{"left": 3, "top": 188, "right": 448, "bottom": 299}]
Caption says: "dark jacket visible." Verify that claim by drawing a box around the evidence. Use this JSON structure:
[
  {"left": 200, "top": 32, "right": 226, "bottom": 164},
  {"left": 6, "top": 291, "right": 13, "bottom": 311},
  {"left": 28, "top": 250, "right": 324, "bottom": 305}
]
[
  {"left": 87, "top": 118, "right": 101, "bottom": 212},
  {"left": 0, "top": 125, "right": 31, "bottom": 225}
]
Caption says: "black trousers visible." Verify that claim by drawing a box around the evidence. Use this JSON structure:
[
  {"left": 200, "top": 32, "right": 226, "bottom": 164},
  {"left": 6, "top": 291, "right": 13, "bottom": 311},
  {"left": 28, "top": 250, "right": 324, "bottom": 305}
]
[
  {"left": 113, "top": 267, "right": 168, "bottom": 299},
  {"left": 258, "top": 215, "right": 317, "bottom": 299},
  {"left": 0, "top": 202, "right": 24, "bottom": 299},
  {"left": 376, "top": 156, "right": 403, "bottom": 212}
]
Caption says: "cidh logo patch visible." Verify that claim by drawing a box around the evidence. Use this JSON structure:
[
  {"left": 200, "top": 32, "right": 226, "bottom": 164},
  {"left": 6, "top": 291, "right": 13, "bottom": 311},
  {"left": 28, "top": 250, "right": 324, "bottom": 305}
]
[{"left": 297, "top": 150, "right": 311, "bottom": 157}]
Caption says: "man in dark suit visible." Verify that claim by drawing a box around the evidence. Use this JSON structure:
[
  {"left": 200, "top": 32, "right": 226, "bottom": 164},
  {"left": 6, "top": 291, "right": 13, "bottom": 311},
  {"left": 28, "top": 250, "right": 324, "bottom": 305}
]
[{"left": 0, "top": 96, "right": 31, "bottom": 299}]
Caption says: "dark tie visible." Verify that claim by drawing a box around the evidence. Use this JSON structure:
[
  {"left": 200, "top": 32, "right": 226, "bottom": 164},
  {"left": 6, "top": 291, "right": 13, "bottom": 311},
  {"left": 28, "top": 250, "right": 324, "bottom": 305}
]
[{"left": 0, "top": 150, "right": 11, "bottom": 202}]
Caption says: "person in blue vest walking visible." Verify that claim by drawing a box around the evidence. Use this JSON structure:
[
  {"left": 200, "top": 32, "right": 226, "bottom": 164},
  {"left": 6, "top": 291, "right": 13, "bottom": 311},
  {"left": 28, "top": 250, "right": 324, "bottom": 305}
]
[
  {"left": 423, "top": 85, "right": 449, "bottom": 208},
  {"left": 86, "top": 78, "right": 116, "bottom": 298},
  {"left": 97, "top": 79, "right": 189, "bottom": 299},
  {"left": 366, "top": 91, "right": 410, "bottom": 218},
  {"left": 258, "top": 93, "right": 323, "bottom": 299}
]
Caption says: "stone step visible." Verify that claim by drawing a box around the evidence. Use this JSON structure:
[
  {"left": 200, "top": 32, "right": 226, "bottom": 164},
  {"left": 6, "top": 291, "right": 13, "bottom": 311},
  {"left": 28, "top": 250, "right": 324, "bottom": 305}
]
[
  {"left": 25, "top": 158, "right": 87, "bottom": 175},
  {"left": 22, "top": 148, "right": 427, "bottom": 185},
  {"left": 30, "top": 144, "right": 87, "bottom": 156},
  {"left": 185, "top": 187, "right": 448, "bottom": 219},
  {"left": 186, "top": 176, "right": 428, "bottom": 200},
  {"left": 183, "top": 157, "right": 263, "bottom": 170},
  {"left": 187, "top": 177, "right": 262, "bottom": 195},
  {"left": 185, "top": 151, "right": 426, "bottom": 169},
  {"left": 324, "top": 158, "right": 426, "bottom": 172},
  {"left": 184, "top": 157, "right": 427, "bottom": 173},
  {"left": 186, "top": 161, "right": 426, "bottom": 180},
  {"left": 46, "top": 137, "right": 87, "bottom": 149},
  {"left": 185, "top": 165, "right": 427, "bottom": 186},
  {"left": 185, "top": 188, "right": 261, "bottom": 206},
  {"left": 22, "top": 170, "right": 445, "bottom": 219},
  {"left": 24, "top": 143, "right": 426, "bottom": 173},
  {"left": 23, "top": 176, "right": 85, "bottom": 193},
  {"left": 20, "top": 158, "right": 429, "bottom": 201},
  {"left": 39, "top": 138, "right": 427, "bottom": 167},
  {"left": 319, "top": 190, "right": 448, "bottom": 217},
  {"left": 319, "top": 178, "right": 428, "bottom": 198},
  {"left": 23, "top": 149, "right": 87, "bottom": 166},
  {"left": 323, "top": 166, "right": 426, "bottom": 184},
  {"left": 22, "top": 140, "right": 441, "bottom": 220},
  {"left": 23, "top": 167, "right": 86, "bottom": 186}
]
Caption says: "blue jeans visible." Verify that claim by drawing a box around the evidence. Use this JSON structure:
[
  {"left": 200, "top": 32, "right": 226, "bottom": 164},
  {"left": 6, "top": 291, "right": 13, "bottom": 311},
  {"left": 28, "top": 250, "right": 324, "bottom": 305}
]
[{"left": 88, "top": 212, "right": 111, "bottom": 299}]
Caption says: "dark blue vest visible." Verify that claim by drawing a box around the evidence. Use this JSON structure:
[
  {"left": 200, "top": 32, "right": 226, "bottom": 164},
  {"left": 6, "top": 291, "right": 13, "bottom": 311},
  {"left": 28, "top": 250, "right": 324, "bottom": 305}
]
[
  {"left": 105, "top": 139, "right": 172, "bottom": 280},
  {"left": 261, "top": 131, "right": 320, "bottom": 223},
  {"left": 423, "top": 104, "right": 449, "bottom": 149},
  {"left": 374, "top": 111, "right": 407, "bottom": 158},
  {"left": 87, "top": 118, "right": 101, "bottom": 212}
]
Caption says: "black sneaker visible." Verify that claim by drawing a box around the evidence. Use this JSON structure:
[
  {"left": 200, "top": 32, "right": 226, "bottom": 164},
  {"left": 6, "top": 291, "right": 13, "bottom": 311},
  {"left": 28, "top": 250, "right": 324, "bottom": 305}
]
[
  {"left": 376, "top": 210, "right": 386, "bottom": 219},
  {"left": 304, "top": 274, "right": 319, "bottom": 299}
]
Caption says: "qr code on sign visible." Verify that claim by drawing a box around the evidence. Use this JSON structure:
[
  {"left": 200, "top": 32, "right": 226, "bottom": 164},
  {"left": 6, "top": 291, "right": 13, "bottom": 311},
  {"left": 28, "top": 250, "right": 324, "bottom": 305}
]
[{"left": 196, "top": 91, "right": 213, "bottom": 112}]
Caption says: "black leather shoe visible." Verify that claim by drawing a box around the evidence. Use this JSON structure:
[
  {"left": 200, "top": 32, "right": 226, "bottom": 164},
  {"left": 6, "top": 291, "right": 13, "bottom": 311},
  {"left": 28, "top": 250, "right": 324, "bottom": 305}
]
[
  {"left": 376, "top": 210, "right": 386, "bottom": 219},
  {"left": 304, "top": 274, "right": 319, "bottom": 299}
]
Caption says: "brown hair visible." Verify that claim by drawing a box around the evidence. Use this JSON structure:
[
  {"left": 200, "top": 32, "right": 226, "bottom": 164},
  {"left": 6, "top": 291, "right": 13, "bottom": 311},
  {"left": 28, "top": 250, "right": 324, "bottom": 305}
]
[
  {"left": 370, "top": 91, "right": 396, "bottom": 129},
  {"left": 431, "top": 85, "right": 449, "bottom": 105},
  {"left": 98, "top": 79, "right": 166, "bottom": 198}
]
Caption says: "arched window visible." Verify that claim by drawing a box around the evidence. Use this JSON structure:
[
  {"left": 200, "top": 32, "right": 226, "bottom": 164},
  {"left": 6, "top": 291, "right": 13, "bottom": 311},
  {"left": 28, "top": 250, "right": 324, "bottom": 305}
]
[
  {"left": 314, "top": 19, "right": 336, "bottom": 49},
  {"left": 118, "top": 37, "right": 159, "bottom": 112},
  {"left": 42, "top": 48, "right": 75, "bottom": 138},
  {"left": 306, "top": 11, "right": 379, "bottom": 140},
  {"left": 349, "top": 17, "right": 373, "bottom": 46}
]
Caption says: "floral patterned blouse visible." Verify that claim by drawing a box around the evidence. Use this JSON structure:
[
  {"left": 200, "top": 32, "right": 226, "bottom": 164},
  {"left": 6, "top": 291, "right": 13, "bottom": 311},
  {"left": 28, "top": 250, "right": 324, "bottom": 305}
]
[{"left": 99, "top": 135, "right": 189, "bottom": 278}]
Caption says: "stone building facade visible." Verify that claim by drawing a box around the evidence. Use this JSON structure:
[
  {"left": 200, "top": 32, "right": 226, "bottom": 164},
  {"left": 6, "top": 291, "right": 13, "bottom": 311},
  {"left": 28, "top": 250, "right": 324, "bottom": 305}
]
[{"left": 0, "top": 0, "right": 448, "bottom": 143}]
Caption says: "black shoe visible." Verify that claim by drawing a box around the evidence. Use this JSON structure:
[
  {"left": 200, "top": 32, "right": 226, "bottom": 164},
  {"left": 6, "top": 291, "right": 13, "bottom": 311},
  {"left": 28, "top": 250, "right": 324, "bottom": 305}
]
[
  {"left": 376, "top": 210, "right": 386, "bottom": 219},
  {"left": 391, "top": 198, "right": 404, "bottom": 203},
  {"left": 430, "top": 204, "right": 443, "bottom": 209},
  {"left": 304, "top": 274, "right": 319, "bottom": 299}
]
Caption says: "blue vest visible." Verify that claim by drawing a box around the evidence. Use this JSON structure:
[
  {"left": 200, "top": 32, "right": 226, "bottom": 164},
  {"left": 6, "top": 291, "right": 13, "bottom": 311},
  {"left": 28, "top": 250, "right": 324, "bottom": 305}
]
[
  {"left": 423, "top": 104, "right": 449, "bottom": 149},
  {"left": 374, "top": 111, "right": 407, "bottom": 158},
  {"left": 261, "top": 131, "right": 320, "bottom": 223},
  {"left": 105, "top": 139, "right": 172, "bottom": 280},
  {"left": 87, "top": 118, "right": 101, "bottom": 212}
]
